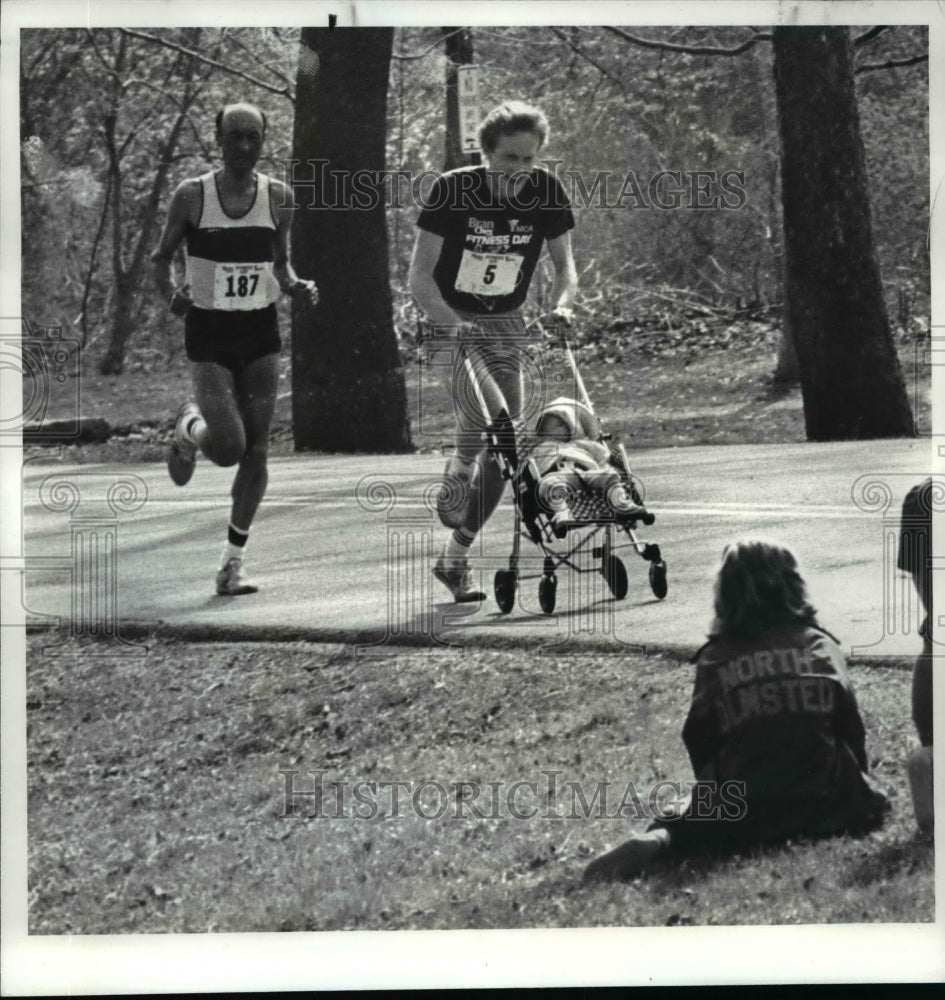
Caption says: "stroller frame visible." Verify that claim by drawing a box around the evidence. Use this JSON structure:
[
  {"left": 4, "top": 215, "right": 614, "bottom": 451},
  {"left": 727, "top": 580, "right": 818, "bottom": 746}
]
[{"left": 472, "top": 335, "right": 668, "bottom": 615}]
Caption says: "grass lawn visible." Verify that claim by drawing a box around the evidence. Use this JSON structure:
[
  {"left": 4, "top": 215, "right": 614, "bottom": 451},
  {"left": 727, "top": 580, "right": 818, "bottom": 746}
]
[{"left": 27, "top": 636, "right": 932, "bottom": 933}]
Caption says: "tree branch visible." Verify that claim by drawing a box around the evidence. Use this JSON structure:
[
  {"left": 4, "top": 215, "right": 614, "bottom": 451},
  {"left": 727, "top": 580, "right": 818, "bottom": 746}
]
[
  {"left": 128, "top": 29, "right": 203, "bottom": 281},
  {"left": 603, "top": 24, "right": 769, "bottom": 56},
  {"left": 105, "top": 33, "right": 127, "bottom": 281},
  {"left": 118, "top": 27, "right": 294, "bottom": 101},
  {"left": 224, "top": 31, "right": 295, "bottom": 93},
  {"left": 79, "top": 170, "right": 112, "bottom": 348},
  {"left": 129, "top": 96, "right": 194, "bottom": 279},
  {"left": 603, "top": 23, "right": 903, "bottom": 66},
  {"left": 84, "top": 29, "right": 122, "bottom": 85},
  {"left": 548, "top": 27, "right": 624, "bottom": 87},
  {"left": 854, "top": 26, "right": 888, "bottom": 47},
  {"left": 855, "top": 53, "right": 928, "bottom": 74},
  {"left": 391, "top": 27, "right": 466, "bottom": 61}
]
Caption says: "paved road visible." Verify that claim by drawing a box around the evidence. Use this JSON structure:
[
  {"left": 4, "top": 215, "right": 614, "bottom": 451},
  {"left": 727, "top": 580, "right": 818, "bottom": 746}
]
[{"left": 17, "top": 438, "right": 936, "bottom": 660}]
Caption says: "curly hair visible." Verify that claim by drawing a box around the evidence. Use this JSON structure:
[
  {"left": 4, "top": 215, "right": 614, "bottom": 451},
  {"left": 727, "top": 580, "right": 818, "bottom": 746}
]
[
  {"left": 478, "top": 101, "right": 549, "bottom": 154},
  {"left": 711, "top": 539, "right": 819, "bottom": 636}
]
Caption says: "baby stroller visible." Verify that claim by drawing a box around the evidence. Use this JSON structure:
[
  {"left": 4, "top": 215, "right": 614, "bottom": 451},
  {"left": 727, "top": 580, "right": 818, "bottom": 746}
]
[{"left": 481, "top": 336, "right": 667, "bottom": 614}]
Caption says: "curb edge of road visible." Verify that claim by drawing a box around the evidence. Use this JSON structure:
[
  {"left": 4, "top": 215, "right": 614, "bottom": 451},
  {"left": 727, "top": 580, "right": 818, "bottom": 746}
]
[{"left": 22, "top": 620, "right": 919, "bottom": 670}]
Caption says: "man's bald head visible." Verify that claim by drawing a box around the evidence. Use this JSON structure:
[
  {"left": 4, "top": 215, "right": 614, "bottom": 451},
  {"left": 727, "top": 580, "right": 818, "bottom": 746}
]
[
  {"left": 215, "top": 103, "right": 268, "bottom": 176},
  {"left": 215, "top": 103, "right": 267, "bottom": 138}
]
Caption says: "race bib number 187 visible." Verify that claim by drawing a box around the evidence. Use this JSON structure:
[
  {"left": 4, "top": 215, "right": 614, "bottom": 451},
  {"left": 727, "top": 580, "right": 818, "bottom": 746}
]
[
  {"left": 212, "top": 262, "right": 270, "bottom": 310},
  {"left": 454, "top": 250, "right": 523, "bottom": 297}
]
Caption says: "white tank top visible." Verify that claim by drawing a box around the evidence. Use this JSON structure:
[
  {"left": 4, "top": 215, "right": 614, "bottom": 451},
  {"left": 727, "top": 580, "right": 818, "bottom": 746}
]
[{"left": 185, "top": 171, "right": 280, "bottom": 311}]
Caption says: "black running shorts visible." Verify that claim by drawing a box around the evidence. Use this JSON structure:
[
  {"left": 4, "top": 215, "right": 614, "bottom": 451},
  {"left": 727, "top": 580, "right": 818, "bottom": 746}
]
[{"left": 184, "top": 304, "right": 281, "bottom": 370}]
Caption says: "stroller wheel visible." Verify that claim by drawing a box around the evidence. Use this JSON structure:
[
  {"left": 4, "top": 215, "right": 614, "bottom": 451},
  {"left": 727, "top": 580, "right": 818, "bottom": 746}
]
[
  {"left": 649, "top": 560, "right": 668, "bottom": 600},
  {"left": 602, "top": 555, "right": 629, "bottom": 600},
  {"left": 494, "top": 570, "right": 517, "bottom": 614},
  {"left": 538, "top": 575, "right": 557, "bottom": 614}
]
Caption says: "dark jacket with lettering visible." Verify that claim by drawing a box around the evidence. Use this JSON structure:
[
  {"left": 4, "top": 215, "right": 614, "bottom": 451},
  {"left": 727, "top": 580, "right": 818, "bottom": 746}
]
[{"left": 675, "top": 624, "right": 887, "bottom": 846}]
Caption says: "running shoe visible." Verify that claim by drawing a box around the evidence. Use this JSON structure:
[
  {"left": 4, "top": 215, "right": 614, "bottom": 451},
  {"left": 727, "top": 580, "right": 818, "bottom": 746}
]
[
  {"left": 167, "top": 402, "right": 200, "bottom": 486},
  {"left": 215, "top": 557, "right": 259, "bottom": 596},
  {"left": 433, "top": 555, "right": 485, "bottom": 603},
  {"left": 550, "top": 507, "right": 574, "bottom": 539}
]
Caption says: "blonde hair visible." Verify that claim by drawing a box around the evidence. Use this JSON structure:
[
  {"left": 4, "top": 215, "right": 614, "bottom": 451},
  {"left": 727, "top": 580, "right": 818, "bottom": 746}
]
[{"left": 711, "top": 539, "right": 818, "bottom": 636}]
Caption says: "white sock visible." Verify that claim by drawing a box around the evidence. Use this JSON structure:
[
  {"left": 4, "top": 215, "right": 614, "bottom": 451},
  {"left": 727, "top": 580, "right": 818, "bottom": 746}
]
[
  {"left": 444, "top": 527, "right": 475, "bottom": 564},
  {"left": 647, "top": 827, "right": 672, "bottom": 850},
  {"left": 221, "top": 540, "right": 247, "bottom": 567},
  {"left": 182, "top": 412, "right": 206, "bottom": 446}
]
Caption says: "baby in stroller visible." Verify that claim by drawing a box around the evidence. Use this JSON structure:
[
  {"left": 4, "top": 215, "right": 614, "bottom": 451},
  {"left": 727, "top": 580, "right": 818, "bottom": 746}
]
[{"left": 524, "top": 396, "right": 647, "bottom": 538}]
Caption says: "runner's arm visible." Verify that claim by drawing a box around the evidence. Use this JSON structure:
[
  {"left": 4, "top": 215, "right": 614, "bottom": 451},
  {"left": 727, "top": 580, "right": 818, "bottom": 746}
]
[
  {"left": 408, "top": 229, "right": 467, "bottom": 330},
  {"left": 544, "top": 231, "right": 578, "bottom": 320},
  {"left": 151, "top": 180, "right": 197, "bottom": 308},
  {"left": 271, "top": 180, "right": 318, "bottom": 305}
]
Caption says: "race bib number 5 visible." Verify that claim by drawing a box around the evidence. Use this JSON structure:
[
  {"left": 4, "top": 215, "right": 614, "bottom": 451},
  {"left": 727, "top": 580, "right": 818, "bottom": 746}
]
[
  {"left": 212, "top": 262, "right": 270, "bottom": 310},
  {"left": 454, "top": 251, "right": 523, "bottom": 297}
]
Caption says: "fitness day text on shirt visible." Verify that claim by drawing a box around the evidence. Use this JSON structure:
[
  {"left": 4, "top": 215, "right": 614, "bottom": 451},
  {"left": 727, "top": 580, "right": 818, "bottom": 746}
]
[{"left": 416, "top": 166, "right": 575, "bottom": 315}]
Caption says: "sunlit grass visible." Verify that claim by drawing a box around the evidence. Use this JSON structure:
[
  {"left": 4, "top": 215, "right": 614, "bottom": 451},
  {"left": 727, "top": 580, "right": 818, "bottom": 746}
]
[{"left": 27, "top": 636, "right": 932, "bottom": 933}]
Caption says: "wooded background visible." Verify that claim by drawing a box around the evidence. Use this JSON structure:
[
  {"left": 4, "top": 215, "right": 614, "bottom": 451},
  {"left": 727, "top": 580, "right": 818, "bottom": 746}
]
[{"left": 19, "top": 25, "right": 929, "bottom": 445}]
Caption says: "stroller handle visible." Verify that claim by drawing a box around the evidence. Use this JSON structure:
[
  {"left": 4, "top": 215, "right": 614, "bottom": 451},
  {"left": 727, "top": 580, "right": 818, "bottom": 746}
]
[
  {"left": 557, "top": 338, "right": 595, "bottom": 416},
  {"left": 458, "top": 317, "right": 598, "bottom": 432},
  {"left": 527, "top": 318, "right": 596, "bottom": 418}
]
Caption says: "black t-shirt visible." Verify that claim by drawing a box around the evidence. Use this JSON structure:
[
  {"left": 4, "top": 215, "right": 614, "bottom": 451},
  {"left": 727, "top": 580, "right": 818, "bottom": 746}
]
[{"left": 416, "top": 166, "right": 575, "bottom": 314}]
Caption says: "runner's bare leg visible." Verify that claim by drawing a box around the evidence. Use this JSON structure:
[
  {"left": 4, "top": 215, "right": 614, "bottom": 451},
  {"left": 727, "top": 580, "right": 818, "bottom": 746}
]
[
  {"left": 457, "top": 343, "right": 524, "bottom": 533},
  {"left": 230, "top": 352, "right": 280, "bottom": 530},
  {"left": 191, "top": 353, "right": 279, "bottom": 530},
  {"left": 192, "top": 362, "right": 246, "bottom": 467}
]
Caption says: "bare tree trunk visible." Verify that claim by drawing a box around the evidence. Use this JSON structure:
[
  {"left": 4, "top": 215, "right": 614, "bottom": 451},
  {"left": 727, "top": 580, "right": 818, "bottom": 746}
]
[
  {"left": 773, "top": 257, "right": 800, "bottom": 384},
  {"left": 773, "top": 326, "right": 800, "bottom": 385},
  {"left": 772, "top": 26, "right": 914, "bottom": 439},
  {"left": 748, "top": 44, "right": 800, "bottom": 386},
  {"left": 99, "top": 30, "right": 201, "bottom": 374},
  {"left": 80, "top": 171, "right": 112, "bottom": 349},
  {"left": 291, "top": 27, "right": 412, "bottom": 452},
  {"left": 100, "top": 273, "right": 136, "bottom": 372},
  {"left": 98, "top": 103, "right": 193, "bottom": 374},
  {"left": 98, "top": 37, "right": 130, "bottom": 376}
]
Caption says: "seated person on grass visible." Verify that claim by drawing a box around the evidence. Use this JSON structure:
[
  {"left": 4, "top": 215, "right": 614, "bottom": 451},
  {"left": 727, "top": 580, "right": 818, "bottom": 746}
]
[{"left": 584, "top": 538, "right": 888, "bottom": 883}]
